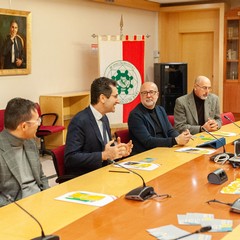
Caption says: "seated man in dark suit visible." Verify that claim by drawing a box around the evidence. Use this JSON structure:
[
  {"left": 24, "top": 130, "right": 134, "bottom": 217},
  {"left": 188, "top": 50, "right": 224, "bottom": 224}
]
[
  {"left": 128, "top": 82, "right": 192, "bottom": 155},
  {"left": 65, "top": 77, "right": 133, "bottom": 176},
  {"left": 174, "top": 75, "right": 221, "bottom": 135}
]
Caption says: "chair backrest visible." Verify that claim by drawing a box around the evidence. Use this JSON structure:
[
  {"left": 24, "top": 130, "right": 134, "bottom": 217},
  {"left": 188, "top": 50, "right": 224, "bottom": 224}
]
[
  {"left": 220, "top": 112, "right": 235, "bottom": 126},
  {"left": 35, "top": 103, "right": 42, "bottom": 116},
  {"left": 167, "top": 115, "right": 174, "bottom": 127},
  {"left": 114, "top": 129, "right": 130, "bottom": 144},
  {"left": 0, "top": 109, "right": 5, "bottom": 132},
  {"left": 51, "top": 145, "right": 65, "bottom": 177}
]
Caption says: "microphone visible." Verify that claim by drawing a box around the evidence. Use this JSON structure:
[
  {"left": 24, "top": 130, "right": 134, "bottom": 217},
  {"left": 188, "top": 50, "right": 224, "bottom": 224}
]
[
  {"left": 200, "top": 127, "right": 233, "bottom": 162},
  {"left": 173, "top": 226, "right": 212, "bottom": 240},
  {"left": 107, "top": 159, "right": 155, "bottom": 201},
  {"left": 0, "top": 191, "right": 59, "bottom": 240},
  {"left": 223, "top": 115, "right": 240, "bottom": 144},
  {"left": 224, "top": 115, "right": 240, "bottom": 128},
  {"left": 201, "top": 126, "right": 226, "bottom": 152}
]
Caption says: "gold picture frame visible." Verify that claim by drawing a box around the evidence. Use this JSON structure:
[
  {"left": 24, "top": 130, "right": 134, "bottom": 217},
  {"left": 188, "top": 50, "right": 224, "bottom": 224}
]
[{"left": 0, "top": 8, "right": 31, "bottom": 76}]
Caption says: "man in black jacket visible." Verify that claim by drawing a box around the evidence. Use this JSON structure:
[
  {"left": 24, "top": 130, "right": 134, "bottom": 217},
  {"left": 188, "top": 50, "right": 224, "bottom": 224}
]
[{"left": 128, "top": 82, "right": 192, "bottom": 155}]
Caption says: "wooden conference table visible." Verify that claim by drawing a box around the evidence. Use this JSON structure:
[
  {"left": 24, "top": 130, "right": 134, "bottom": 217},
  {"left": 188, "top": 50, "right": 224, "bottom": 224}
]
[{"left": 1, "top": 123, "right": 240, "bottom": 240}]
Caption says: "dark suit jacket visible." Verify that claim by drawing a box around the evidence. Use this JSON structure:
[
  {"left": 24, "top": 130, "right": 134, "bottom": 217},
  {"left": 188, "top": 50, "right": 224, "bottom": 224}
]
[
  {"left": 64, "top": 106, "right": 111, "bottom": 176},
  {"left": 0, "top": 130, "right": 49, "bottom": 207},
  {"left": 1, "top": 35, "right": 25, "bottom": 69},
  {"left": 128, "top": 103, "right": 179, "bottom": 155}
]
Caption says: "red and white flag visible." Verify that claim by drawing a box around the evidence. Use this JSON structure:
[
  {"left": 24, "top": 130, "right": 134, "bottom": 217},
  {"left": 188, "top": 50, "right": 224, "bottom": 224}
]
[{"left": 98, "top": 35, "right": 145, "bottom": 123}]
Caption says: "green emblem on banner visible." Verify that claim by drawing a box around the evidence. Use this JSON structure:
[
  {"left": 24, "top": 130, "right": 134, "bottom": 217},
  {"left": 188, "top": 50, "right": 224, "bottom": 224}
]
[{"left": 104, "top": 60, "right": 141, "bottom": 104}]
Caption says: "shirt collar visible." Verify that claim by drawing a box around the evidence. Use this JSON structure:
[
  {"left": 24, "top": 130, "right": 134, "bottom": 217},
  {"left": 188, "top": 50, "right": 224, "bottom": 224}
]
[{"left": 90, "top": 104, "right": 104, "bottom": 121}]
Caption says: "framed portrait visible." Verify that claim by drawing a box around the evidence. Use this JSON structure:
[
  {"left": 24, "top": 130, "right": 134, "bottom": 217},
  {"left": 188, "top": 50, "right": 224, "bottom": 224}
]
[{"left": 0, "top": 8, "right": 31, "bottom": 76}]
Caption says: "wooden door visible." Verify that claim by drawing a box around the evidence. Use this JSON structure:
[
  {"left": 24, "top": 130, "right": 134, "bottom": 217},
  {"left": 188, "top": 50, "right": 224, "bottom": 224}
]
[{"left": 181, "top": 32, "right": 214, "bottom": 93}]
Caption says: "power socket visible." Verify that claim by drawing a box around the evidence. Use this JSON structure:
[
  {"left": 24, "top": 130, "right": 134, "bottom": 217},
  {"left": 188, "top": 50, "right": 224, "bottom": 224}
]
[{"left": 230, "top": 198, "right": 240, "bottom": 213}]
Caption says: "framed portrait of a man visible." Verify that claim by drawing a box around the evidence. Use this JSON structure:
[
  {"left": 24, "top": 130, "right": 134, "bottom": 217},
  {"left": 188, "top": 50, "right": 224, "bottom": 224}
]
[{"left": 0, "top": 8, "right": 31, "bottom": 76}]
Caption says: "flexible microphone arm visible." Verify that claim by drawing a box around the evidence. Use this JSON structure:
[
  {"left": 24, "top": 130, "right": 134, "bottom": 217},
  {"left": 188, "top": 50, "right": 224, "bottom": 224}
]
[
  {"left": 201, "top": 126, "right": 226, "bottom": 153},
  {"left": 108, "top": 159, "right": 146, "bottom": 187},
  {"left": 0, "top": 191, "right": 59, "bottom": 240},
  {"left": 224, "top": 115, "right": 240, "bottom": 128},
  {"left": 107, "top": 159, "right": 156, "bottom": 201},
  {"left": 173, "top": 226, "right": 212, "bottom": 240}
]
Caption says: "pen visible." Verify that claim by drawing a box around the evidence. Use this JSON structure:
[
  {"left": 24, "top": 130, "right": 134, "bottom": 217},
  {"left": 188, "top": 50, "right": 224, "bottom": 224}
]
[{"left": 109, "top": 170, "right": 130, "bottom": 174}]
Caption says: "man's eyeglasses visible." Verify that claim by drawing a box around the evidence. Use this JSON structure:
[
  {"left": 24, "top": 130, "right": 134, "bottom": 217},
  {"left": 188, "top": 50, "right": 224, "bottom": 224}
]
[
  {"left": 140, "top": 90, "right": 158, "bottom": 96},
  {"left": 196, "top": 84, "right": 212, "bottom": 91},
  {"left": 26, "top": 117, "right": 42, "bottom": 126}
]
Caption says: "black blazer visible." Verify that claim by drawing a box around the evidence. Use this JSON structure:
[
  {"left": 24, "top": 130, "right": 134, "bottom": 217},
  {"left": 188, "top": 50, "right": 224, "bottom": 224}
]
[
  {"left": 128, "top": 103, "right": 179, "bottom": 155},
  {"left": 64, "top": 106, "right": 111, "bottom": 176}
]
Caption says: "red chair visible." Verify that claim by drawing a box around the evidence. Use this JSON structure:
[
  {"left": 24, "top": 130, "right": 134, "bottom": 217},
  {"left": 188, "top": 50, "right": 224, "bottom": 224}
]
[
  {"left": 167, "top": 115, "right": 174, "bottom": 127},
  {"left": 114, "top": 129, "right": 130, "bottom": 144},
  {"left": 0, "top": 109, "right": 5, "bottom": 132},
  {"left": 220, "top": 112, "right": 235, "bottom": 126},
  {"left": 50, "top": 145, "right": 75, "bottom": 183},
  {"left": 35, "top": 103, "right": 65, "bottom": 156}
]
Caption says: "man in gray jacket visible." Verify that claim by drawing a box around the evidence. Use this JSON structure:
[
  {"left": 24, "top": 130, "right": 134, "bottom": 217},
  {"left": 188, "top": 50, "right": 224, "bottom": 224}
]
[
  {"left": 0, "top": 98, "right": 49, "bottom": 207},
  {"left": 174, "top": 76, "right": 221, "bottom": 135}
]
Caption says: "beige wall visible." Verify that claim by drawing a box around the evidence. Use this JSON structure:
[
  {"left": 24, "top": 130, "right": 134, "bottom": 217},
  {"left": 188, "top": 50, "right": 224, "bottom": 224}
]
[
  {"left": 0, "top": 0, "right": 158, "bottom": 108},
  {"left": 158, "top": 3, "right": 225, "bottom": 110}
]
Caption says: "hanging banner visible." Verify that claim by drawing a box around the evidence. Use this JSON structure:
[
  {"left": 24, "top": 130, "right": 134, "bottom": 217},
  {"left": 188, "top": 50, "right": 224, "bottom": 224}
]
[{"left": 98, "top": 35, "right": 144, "bottom": 123}]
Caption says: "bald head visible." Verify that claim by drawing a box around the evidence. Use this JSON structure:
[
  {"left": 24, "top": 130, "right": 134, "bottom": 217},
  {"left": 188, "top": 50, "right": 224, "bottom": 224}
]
[
  {"left": 140, "top": 82, "right": 159, "bottom": 109},
  {"left": 194, "top": 76, "right": 211, "bottom": 85},
  {"left": 194, "top": 76, "right": 212, "bottom": 100},
  {"left": 140, "top": 82, "right": 158, "bottom": 92}
]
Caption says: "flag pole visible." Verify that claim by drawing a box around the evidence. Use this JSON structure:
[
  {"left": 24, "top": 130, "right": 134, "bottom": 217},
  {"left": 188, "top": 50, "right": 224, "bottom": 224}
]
[{"left": 120, "top": 14, "right": 123, "bottom": 40}]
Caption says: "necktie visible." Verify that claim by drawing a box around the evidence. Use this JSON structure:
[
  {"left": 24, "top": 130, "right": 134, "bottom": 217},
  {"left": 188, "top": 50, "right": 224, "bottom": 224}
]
[{"left": 101, "top": 117, "right": 108, "bottom": 145}]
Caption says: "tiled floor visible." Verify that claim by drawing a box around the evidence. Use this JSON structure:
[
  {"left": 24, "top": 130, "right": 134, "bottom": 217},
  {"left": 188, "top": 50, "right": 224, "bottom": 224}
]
[{"left": 40, "top": 154, "right": 58, "bottom": 187}]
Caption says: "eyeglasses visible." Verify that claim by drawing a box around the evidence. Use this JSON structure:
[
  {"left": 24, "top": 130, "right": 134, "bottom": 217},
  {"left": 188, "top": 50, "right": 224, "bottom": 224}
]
[
  {"left": 140, "top": 90, "right": 158, "bottom": 96},
  {"left": 196, "top": 84, "right": 212, "bottom": 91},
  {"left": 26, "top": 117, "right": 42, "bottom": 126}
]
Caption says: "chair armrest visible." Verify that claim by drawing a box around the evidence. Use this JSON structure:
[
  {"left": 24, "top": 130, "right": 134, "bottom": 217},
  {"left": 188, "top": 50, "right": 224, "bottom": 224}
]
[
  {"left": 56, "top": 175, "right": 76, "bottom": 184},
  {"left": 41, "top": 113, "right": 58, "bottom": 126}
]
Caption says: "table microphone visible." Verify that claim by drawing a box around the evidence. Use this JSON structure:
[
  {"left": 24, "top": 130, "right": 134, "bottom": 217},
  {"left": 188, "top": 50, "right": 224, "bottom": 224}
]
[
  {"left": 0, "top": 191, "right": 59, "bottom": 240},
  {"left": 224, "top": 115, "right": 240, "bottom": 129},
  {"left": 201, "top": 127, "right": 233, "bottom": 161},
  {"left": 173, "top": 226, "right": 212, "bottom": 240},
  {"left": 223, "top": 115, "right": 240, "bottom": 144},
  {"left": 107, "top": 159, "right": 155, "bottom": 201}
]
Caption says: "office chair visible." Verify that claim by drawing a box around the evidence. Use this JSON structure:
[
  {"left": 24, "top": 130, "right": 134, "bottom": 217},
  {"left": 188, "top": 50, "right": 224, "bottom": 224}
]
[
  {"left": 35, "top": 103, "right": 65, "bottom": 156},
  {"left": 50, "top": 145, "right": 75, "bottom": 184},
  {"left": 114, "top": 129, "right": 130, "bottom": 144},
  {"left": 0, "top": 109, "right": 5, "bottom": 132},
  {"left": 167, "top": 115, "right": 174, "bottom": 127},
  {"left": 220, "top": 112, "right": 235, "bottom": 126}
]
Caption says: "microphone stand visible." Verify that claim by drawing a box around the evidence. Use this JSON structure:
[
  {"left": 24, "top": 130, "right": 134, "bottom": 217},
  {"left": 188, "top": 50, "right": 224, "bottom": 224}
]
[
  {"left": 224, "top": 115, "right": 240, "bottom": 144},
  {"left": 108, "top": 159, "right": 155, "bottom": 201},
  {"left": 1, "top": 192, "right": 59, "bottom": 240},
  {"left": 201, "top": 127, "right": 233, "bottom": 162}
]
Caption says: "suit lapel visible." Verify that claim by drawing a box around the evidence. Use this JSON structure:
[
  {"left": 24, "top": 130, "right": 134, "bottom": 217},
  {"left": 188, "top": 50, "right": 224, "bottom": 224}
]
[
  {"left": 87, "top": 107, "right": 105, "bottom": 147},
  {"left": 2, "top": 146, "right": 22, "bottom": 186},
  {"left": 187, "top": 93, "right": 198, "bottom": 123},
  {"left": 24, "top": 141, "right": 40, "bottom": 181},
  {"left": 204, "top": 97, "right": 211, "bottom": 121}
]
